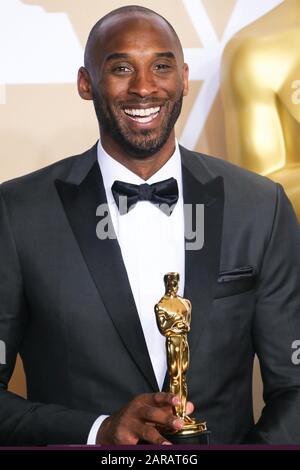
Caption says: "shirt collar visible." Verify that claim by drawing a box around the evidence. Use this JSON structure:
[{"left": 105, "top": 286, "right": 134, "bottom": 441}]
[{"left": 97, "top": 139, "right": 182, "bottom": 204}]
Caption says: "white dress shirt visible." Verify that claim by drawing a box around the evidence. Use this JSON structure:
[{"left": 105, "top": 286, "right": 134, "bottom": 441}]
[{"left": 87, "top": 139, "right": 185, "bottom": 443}]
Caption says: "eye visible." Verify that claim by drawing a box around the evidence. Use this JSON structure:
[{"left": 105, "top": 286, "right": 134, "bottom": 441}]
[
  {"left": 112, "top": 65, "right": 132, "bottom": 74},
  {"left": 154, "top": 63, "right": 172, "bottom": 72}
]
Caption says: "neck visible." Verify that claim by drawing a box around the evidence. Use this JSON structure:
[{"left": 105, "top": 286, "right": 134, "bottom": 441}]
[{"left": 100, "top": 131, "right": 176, "bottom": 181}]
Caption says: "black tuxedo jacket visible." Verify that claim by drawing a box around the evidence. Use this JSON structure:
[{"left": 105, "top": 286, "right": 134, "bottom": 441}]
[{"left": 0, "top": 144, "right": 299, "bottom": 445}]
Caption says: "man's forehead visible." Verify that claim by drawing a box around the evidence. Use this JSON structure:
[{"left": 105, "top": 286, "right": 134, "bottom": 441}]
[
  {"left": 94, "top": 13, "right": 178, "bottom": 55},
  {"left": 99, "top": 12, "right": 171, "bottom": 36}
]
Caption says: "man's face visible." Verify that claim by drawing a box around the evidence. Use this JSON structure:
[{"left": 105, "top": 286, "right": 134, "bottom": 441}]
[{"left": 88, "top": 15, "right": 189, "bottom": 158}]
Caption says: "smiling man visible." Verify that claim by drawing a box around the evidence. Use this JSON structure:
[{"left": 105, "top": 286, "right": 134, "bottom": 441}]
[
  {"left": 0, "top": 6, "right": 300, "bottom": 446},
  {"left": 79, "top": 7, "right": 188, "bottom": 177}
]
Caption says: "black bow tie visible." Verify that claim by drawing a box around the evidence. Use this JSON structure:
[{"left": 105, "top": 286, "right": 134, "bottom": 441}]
[{"left": 111, "top": 177, "right": 179, "bottom": 216}]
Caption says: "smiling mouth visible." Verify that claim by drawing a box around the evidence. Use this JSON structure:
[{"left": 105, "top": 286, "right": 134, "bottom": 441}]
[{"left": 123, "top": 106, "right": 161, "bottom": 123}]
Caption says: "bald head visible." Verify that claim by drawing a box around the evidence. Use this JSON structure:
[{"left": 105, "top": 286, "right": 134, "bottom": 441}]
[{"left": 84, "top": 5, "right": 184, "bottom": 73}]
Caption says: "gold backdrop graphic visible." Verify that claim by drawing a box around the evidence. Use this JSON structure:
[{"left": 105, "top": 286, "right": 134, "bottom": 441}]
[{"left": 3, "top": 0, "right": 297, "bottom": 424}]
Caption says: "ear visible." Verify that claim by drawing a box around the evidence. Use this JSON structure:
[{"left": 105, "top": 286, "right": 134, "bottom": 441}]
[
  {"left": 77, "top": 66, "right": 93, "bottom": 100},
  {"left": 182, "top": 63, "right": 189, "bottom": 97}
]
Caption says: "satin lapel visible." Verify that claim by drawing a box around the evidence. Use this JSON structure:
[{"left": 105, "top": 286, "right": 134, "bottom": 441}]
[
  {"left": 182, "top": 151, "right": 224, "bottom": 357},
  {"left": 55, "top": 156, "right": 158, "bottom": 391}
]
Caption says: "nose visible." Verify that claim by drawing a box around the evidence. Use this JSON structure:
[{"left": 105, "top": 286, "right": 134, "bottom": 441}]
[{"left": 128, "top": 70, "right": 158, "bottom": 97}]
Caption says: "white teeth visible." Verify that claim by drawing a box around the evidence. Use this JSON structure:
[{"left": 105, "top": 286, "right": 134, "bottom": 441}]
[
  {"left": 133, "top": 113, "right": 159, "bottom": 123},
  {"left": 124, "top": 106, "right": 160, "bottom": 117}
]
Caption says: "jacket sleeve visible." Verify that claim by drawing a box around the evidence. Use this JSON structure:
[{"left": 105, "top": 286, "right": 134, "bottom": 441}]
[
  {"left": 0, "top": 187, "right": 98, "bottom": 445},
  {"left": 247, "top": 184, "right": 300, "bottom": 443}
]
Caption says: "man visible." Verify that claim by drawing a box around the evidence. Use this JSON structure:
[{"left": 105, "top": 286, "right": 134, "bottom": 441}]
[{"left": 0, "top": 5, "right": 299, "bottom": 445}]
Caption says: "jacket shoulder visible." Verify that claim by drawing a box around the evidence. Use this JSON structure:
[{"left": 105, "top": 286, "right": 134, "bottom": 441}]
[{"left": 181, "top": 146, "right": 277, "bottom": 197}]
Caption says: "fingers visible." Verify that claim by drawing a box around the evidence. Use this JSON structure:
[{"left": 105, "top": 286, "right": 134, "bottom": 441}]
[
  {"left": 141, "top": 403, "right": 184, "bottom": 430},
  {"left": 97, "top": 393, "right": 196, "bottom": 445},
  {"left": 186, "top": 401, "right": 195, "bottom": 415},
  {"left": 139, "top": 423, "right": 172, "bottom": 445},
  {"left": 147, "top": 392, "right": 179, "bottom": 407},
  {"left": 138, "top": 393, "right": 185, "bottom": 431},
  {"left": 150, "top": 393, "right": 195, "bottom": 415}
]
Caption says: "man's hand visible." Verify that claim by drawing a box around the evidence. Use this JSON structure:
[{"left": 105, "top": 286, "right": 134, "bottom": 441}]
[{"left": 96, "top": 392, "right": 194, "bottom": 445}]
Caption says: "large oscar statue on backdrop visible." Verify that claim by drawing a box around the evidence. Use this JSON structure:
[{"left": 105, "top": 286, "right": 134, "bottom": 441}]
[
  {"left": 221, "top": 0, "right": 300, "bottom": 221},
  {"left": 155, "top": 272, "right": 210, "bottom": 445}
]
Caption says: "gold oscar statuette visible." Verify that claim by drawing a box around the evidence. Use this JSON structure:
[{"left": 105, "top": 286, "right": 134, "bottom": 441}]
[{"left": 155, "top": 272, "right": 210, "bottom": 444}]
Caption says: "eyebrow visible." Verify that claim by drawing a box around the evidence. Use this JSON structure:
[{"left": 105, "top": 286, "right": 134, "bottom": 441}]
[
  {"left": 105, "top": 51, "right": 176, "bottom": 62},
  {"left": 105, "top": 53, "right": 130, "bottom": 62},
  {"left": 155, "top": 52, "right": 176, "bottom": 60}
]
